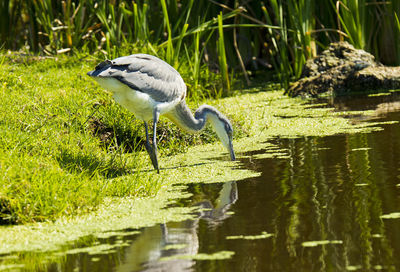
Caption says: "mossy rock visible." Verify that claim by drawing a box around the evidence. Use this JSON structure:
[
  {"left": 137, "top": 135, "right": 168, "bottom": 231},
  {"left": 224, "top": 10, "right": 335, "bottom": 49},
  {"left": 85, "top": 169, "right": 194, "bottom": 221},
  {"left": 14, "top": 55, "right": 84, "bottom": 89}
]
[{"left": 287, "top": 42, "right": 400, "bottom": 97}]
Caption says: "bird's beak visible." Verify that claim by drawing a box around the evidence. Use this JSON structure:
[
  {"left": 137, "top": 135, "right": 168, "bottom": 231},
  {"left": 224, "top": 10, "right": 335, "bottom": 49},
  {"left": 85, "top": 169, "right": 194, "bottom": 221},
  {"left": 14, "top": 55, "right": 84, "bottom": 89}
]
[{"left": 228, "top": 137, "right": 236, "bottom": 161}]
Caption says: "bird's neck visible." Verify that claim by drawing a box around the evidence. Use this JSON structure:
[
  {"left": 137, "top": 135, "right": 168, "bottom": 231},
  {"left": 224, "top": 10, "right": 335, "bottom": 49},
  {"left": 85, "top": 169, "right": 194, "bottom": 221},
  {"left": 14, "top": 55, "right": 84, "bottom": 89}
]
[{"left": 165, "top": 101, "right": 213, "bottom": 133}]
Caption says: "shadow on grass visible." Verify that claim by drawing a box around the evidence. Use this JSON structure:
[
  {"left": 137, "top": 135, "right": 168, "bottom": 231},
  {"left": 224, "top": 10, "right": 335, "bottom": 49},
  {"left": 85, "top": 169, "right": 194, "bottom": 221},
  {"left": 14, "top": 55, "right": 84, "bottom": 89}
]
[
  {"left": 138, "top": 162, "right": 211, "bottom": 173},
  {"left": 87, "top": 117, "right": 144, "bottom": 153},
  {"left": 56, "top": 149, "right": 133, "bottom": 179},
  {"left": 0, "top": 197, "right": 17, "bottom": 225}
]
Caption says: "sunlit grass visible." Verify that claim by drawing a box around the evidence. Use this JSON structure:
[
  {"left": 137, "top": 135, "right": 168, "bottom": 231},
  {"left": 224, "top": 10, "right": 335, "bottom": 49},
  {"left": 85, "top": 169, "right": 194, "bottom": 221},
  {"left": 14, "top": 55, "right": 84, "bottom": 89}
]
[
  {"left": 0, "top": 56, "right": 161, "bottom": 224},
  {"left": 0, "top": 53, "right": 246, "bottom": 224}
]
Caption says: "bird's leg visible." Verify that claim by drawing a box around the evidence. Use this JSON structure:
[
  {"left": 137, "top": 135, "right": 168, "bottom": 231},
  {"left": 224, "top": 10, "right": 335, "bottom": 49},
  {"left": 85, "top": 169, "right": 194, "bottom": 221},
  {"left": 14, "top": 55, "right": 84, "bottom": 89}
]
[
  {"left": 144, "top": 121, "right": 158, "bottom": 172},
  {"left": 152, "top": 109, "right": 160, "bottom": 173}
]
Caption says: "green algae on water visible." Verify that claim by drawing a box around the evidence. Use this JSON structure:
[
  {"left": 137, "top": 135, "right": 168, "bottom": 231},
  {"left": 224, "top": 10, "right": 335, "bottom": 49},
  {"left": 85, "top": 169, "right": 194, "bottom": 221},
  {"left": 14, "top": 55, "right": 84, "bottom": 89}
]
[
  {"left": 163, "top": 244, "right": 188, "bottom": 250},
  {"left": 226, "top": 231, "right": 274, "bottom": 240},
  {"left": 351, "top": 147, "right": 372, "bottom": 151},
  {"left": 61, "top": 241, "right": 133, "bottom": 256},
  {"left": 368, "top": 92, "right": 391, "bottom": 97},
  {"left": 0, "top": 192, "right": 196, "bottom": 254},
  {"left": 96, "top": 230, "right": 141, "bottom": 239},
  {"left": 380, "top": 212, "right": 400, "bottom": 219},
  {"left": 210, "top": 89, "right": 396, "bottom": 155},
  {"left": 160, "top": 250, "right": 235, "bottom": 261},
  {"left": 301, "top": 240, "right": 343, "bottom": 247}
]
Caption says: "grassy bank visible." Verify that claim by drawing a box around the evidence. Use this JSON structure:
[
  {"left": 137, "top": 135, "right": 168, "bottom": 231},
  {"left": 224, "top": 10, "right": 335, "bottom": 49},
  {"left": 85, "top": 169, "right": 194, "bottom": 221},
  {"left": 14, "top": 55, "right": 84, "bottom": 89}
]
[{"left": 0, "top": 53, "right": 222, "bottom": 224}]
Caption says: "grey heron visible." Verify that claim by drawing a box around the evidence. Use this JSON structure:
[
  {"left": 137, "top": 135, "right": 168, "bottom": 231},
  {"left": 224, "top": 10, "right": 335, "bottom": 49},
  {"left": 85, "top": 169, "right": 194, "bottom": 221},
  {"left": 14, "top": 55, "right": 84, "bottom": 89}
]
[{"left": 87, "top": 54, "right": 236, "bottom": 173}]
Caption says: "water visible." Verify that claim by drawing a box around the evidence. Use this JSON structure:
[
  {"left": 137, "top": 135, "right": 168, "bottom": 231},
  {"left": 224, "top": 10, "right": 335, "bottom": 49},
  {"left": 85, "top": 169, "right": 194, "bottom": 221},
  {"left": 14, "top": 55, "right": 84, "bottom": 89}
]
[{"left": 29, "top": 94, "right": 400, "bottom": 271}]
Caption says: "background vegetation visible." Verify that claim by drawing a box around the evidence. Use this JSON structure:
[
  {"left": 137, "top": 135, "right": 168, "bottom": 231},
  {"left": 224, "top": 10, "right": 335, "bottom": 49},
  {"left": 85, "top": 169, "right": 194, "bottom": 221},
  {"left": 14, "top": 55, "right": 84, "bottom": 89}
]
[
  {"left": 1, "top": 0, "right": 400, "bottom": 224},
  {"left": 1, "top": 0, "right": 400, "bottom": 91}
]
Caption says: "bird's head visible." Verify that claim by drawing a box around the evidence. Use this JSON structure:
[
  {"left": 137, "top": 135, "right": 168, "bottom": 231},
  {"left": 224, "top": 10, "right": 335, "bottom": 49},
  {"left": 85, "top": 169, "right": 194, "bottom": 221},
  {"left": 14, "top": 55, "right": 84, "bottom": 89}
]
[
  {"left": 198, "top": 106, "right": 236, "bottom": 161},
  {"left": 217, "top": 117, "right": 236, "bottom": 161}
]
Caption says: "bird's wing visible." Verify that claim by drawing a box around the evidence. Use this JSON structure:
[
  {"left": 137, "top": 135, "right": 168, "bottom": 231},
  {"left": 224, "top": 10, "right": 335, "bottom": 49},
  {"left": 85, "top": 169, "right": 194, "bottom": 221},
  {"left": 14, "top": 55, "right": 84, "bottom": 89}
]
[{"left": 94, "top": 54, "right": 186, "bottom": 103}]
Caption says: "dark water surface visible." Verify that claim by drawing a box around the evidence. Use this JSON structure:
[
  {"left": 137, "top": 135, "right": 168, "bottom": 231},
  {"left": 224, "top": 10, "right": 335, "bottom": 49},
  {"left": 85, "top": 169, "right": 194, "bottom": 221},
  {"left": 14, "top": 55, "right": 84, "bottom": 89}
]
[{"left": 49, "top": 94, "right": 400, "bottom": 272}]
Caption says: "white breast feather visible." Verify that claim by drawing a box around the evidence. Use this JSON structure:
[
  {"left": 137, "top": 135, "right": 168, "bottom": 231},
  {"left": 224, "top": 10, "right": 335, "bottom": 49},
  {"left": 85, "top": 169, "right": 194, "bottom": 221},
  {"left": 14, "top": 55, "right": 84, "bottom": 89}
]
[
  {"left": 93, "top": 77, "right": 182, "bottom": 122},
  {"left": 94, "top": 77, "right": 155, "bottom": 121}
]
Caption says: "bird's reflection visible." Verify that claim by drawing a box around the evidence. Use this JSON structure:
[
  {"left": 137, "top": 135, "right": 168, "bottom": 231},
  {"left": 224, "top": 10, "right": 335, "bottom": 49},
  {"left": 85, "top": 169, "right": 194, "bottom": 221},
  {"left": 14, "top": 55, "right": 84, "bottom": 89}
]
[{"left": 116, "top": 181, "right": 238, "bottom": 272}]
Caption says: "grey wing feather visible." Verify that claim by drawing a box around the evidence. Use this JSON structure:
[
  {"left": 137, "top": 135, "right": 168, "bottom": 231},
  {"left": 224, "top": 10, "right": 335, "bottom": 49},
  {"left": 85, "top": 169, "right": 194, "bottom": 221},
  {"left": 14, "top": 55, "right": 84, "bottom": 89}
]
[{"left": 97, "top": 54, "right": 186, "bottom": 103}]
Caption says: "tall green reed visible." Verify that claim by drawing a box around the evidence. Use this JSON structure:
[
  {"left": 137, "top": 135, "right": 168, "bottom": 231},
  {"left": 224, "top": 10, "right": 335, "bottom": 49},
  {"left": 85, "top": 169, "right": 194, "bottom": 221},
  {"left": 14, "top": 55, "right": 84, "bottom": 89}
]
[
  {"left": 122, "top": 1, "right": 149, "bottom": 42},
  {"left": 0, "top": 0, "right": 22, "bottom": 50},
  {"left": 217, "top": 12, "right": 230, "bottom": 93},
  {"left": 4, "top": 0, "right": 400, "bottom": 95},
  {"left": 160, "top": 0, "right": 174, "bottom": 65},
  {"left": 377, "top": 1, "right": 400, "bottom": 65},
  {"left": 334, "top": 0, "right": 368, "bottom": 49},
  {"left": 287, "top": 0, "right": 315, "bottom": 78},
  {"left": 395, "top": 12, "right": 400, "bottom": 64},
  {"left": 262, "top": 1, "right": 292, "bottom": 89},
  {"left": 333, "top": 0, "right": 400, "bottom": 65},
  {"left": 184, "top": 27, "right": 215, "bottom": 97}
]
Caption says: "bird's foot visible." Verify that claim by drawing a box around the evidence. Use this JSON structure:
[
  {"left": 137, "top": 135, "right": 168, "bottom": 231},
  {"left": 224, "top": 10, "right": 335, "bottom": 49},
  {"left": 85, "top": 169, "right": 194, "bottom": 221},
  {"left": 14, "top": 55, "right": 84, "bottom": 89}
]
[{"left": 145, "top": 143, "right": 159, "bottom": 173}]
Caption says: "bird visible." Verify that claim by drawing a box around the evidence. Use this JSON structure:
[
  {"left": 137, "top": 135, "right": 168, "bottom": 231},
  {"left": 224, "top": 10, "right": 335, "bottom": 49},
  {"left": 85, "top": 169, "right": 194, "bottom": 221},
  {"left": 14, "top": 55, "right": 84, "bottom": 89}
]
[{"left": 87, "top": 54, "right": 236, "bottom": 173}]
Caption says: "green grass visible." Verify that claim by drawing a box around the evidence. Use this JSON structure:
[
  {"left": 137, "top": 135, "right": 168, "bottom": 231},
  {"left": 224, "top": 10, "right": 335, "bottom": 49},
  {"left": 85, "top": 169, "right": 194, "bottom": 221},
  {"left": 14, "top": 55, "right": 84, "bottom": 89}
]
[
  {"left": 0, "top": 52, "right": 239, "bottom": 224},
  {"left": 0, "top": 55, "right": 156, "bottom": 224}
]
